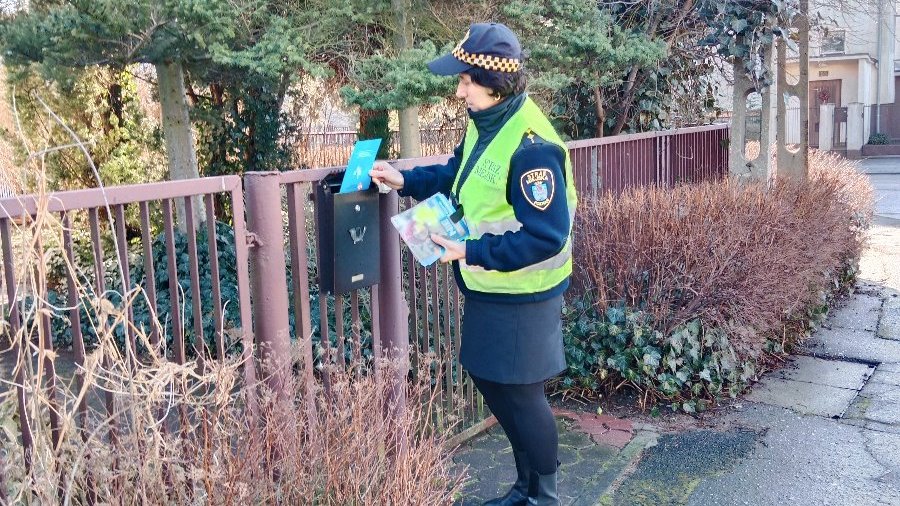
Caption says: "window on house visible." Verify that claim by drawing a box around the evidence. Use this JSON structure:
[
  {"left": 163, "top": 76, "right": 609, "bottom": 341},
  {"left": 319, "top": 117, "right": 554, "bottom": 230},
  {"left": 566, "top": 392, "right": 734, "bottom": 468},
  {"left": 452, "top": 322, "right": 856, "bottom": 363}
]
[{"left": 821, "top": 30, "right": 845, "bottom": 54}]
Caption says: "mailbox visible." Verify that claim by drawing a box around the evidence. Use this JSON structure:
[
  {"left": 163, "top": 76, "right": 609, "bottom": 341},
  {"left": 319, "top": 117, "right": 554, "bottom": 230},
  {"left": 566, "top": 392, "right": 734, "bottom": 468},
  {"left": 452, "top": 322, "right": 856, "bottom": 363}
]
[{"left": 315, "top": 174, "right": 381, "bottom": 294}]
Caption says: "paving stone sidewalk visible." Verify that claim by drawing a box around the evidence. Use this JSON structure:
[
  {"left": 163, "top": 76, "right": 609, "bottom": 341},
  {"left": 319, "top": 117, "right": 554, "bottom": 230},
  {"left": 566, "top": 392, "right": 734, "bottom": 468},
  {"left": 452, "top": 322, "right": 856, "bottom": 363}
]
[{"left": 452, "top": 412, "right": 657, "bottom": 505}]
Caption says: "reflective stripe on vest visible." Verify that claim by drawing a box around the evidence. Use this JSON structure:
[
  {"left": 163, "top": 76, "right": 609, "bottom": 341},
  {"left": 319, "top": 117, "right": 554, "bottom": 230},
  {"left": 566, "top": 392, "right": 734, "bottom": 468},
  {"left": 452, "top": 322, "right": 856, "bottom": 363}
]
[{"left": 452, "top": 96, "right": 578, "bottom": 294}]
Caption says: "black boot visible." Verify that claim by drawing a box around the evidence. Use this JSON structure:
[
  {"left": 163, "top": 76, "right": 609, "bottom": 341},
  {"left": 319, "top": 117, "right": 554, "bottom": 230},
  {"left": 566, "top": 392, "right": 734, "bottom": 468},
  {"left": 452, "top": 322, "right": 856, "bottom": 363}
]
[
  {"left": 483, "top": 450, "right": 530, "bottom": 506},
  {"left": 526, "top": 470, "right": 559, "bottom": 506}
]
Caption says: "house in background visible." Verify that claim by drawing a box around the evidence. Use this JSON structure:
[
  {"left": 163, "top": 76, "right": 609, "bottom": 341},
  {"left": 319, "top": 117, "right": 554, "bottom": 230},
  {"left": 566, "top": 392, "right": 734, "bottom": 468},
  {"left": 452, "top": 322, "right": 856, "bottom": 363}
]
[
  {"left": 782, "top": 0, "right": 897, "bottom": 156},
  {"left": 720, "top": 0, "right": 898, "bottom": 158}
]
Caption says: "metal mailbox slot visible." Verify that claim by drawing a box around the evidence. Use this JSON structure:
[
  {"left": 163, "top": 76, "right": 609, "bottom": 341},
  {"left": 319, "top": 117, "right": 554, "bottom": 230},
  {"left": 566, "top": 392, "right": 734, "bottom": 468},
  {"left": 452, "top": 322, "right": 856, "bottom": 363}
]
[{"left": 315, "top": 174, "right": 381, "bottom": 294}]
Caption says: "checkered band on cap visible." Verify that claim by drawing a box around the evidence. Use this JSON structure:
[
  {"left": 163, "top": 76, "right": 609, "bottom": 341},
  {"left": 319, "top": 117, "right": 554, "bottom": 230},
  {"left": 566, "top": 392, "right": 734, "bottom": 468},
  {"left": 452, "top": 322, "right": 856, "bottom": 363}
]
[{"left": 451, "top": 44, "right": 521, "bottom": 73}]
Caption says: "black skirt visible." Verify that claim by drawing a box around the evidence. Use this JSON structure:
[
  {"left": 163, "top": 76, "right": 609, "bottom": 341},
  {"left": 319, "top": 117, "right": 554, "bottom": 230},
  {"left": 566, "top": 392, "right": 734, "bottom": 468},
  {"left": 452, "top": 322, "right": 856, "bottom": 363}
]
[{"left": 459, "top": 294, "right": 566, "bottom": 384}]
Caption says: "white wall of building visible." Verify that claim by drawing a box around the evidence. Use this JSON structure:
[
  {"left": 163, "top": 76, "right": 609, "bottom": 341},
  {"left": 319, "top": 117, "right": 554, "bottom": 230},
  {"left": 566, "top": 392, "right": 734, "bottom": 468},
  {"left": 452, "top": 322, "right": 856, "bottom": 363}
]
[
  {"left": 811, "top": 0, "right": 896, "bottom": 103},
  {"left": 861, "top": 58, "right": 879, "bottom": 104},
  {"left": 785, "top": 59, "right": 870, "bottom": 105},
  {"left": 895, "top": 9, "right": 900, "bottom": 61},
  {"left": 711, "top": 63, "right": 734, "bottom": 113},
  {"left": 876, "top": 0, "right": 896, "bottom": 102},
  {"left": 812, "top": 0, "right": 891, "bottom": 55}
]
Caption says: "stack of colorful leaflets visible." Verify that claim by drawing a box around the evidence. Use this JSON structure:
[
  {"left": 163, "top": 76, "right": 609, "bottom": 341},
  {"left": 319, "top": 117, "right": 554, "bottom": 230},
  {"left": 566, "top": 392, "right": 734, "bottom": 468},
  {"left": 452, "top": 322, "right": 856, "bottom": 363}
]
[{"left": 391, "top": 193, "right": 469, "bottom": 267}]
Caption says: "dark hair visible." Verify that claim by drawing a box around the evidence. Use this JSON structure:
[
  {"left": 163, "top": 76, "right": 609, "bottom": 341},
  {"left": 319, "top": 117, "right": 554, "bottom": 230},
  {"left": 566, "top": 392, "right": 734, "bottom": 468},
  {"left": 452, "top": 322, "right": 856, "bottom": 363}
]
[{"left": 464, "top": 66, "right": 527, "bottom": 99}]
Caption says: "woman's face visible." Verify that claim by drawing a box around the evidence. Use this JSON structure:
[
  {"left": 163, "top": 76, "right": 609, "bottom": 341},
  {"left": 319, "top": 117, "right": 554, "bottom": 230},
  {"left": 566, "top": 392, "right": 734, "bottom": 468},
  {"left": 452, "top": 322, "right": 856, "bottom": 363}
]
[{"left": 456, "top": 73, "right": 497, "bottom": 112}]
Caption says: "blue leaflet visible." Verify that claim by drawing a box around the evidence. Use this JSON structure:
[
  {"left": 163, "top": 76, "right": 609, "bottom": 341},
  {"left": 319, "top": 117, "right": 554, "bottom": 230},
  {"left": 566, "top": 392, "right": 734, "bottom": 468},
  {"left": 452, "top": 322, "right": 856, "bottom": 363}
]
[{"left": 339, "top": 138, "right": 382, "bottom": 194}]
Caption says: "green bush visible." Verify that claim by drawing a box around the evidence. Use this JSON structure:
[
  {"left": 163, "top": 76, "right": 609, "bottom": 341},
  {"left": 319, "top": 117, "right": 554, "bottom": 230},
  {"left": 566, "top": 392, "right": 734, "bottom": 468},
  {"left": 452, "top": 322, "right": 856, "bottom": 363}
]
[
  {"left": 560, "top": 294, "right": 756, "bottom": 412},
  {"left": 868, "top": 132, "right": 890, "bottom": 145},
  {"left": 22, "top": 222, "right": 243, "bottom": 357}
]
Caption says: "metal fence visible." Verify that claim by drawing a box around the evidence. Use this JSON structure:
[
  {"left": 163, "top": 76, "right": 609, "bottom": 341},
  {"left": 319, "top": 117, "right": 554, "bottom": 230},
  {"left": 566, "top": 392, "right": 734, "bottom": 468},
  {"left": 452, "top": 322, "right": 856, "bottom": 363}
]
[
  {"left": 569, "top": 124, "right": 729, "bottom": 197},
  {"left": 0, "top": 177, "right": 257, "bottom": 475},
  {"left": 292, "top": 127, "right": 465, "bottom": 168},
  {"left": 246, "top": 158, "right": 478, "bottom": 433},
  {"left": 243, "top": 167, "right": 411, "bottom": 422},
  {"left": 866, "top": 104, "right": 900, "bottom": 143},
  {"left": 811, "top": 105, "right": 847, "bottom": 149},
  {"left": 0, "top": 123, "right": 728, "bottom": 494}
]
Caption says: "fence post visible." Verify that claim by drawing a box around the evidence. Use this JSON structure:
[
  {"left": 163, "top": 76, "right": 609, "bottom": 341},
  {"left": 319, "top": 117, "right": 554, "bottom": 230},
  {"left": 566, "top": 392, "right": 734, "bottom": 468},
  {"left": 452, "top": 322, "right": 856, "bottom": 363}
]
[
  {"left": 244, "top": 172, "right": 292, "bottom": 404},
  {"left": 378, "top": 191, "right": 409, "bottom": 416},
  {"left": 654, "top": 134, "right": 662, "bottom": 187},
  {"left": 819, "top": 104, "right": 835, "bottom": 151},
  {"left": 847, "top": 102, "right": 865, "bottom": 159},
  {"left": 659, "top": 133, "right": 671, "bottom": 187},
  {"left": 863, "top": 105, "right": 872, "bottom": 145}
]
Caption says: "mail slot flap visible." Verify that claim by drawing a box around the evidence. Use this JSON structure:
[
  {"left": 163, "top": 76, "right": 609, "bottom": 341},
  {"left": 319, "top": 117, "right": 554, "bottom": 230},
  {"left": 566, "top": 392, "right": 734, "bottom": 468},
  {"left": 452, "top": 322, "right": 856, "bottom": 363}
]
[{"left": 315, "top": 173, "right": 381, "bottom": 294}]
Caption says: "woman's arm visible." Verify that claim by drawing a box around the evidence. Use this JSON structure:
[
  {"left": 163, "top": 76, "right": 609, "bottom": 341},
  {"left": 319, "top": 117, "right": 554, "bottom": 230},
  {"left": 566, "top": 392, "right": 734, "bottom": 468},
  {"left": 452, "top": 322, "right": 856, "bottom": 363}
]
[{"left": 370, "top": 138, "right": 466, "bottom": 202}]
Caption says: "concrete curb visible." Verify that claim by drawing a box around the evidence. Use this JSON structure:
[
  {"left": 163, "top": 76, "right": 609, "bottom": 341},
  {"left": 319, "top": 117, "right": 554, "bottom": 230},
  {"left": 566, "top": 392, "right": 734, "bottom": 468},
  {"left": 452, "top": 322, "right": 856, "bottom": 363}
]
[{"left": 577, "top": 429, "right": 660, "bottom": 505}]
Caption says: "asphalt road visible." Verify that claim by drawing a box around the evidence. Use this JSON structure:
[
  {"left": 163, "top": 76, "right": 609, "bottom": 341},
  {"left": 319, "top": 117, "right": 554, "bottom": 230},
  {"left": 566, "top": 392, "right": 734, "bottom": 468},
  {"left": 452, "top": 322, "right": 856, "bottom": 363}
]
[
  {"left": 858, "top": 157, "right": 900, "bottom": 293},
  {"left": 859, "top": 157, "right": 900, "bottom": 223}
]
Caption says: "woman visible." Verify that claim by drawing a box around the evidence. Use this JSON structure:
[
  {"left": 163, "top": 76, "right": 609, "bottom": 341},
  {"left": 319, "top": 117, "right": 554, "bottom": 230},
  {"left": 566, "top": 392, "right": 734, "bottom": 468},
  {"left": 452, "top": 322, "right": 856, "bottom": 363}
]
[{"left": 370, "top": 22, "right": 577, "bottom": 506}]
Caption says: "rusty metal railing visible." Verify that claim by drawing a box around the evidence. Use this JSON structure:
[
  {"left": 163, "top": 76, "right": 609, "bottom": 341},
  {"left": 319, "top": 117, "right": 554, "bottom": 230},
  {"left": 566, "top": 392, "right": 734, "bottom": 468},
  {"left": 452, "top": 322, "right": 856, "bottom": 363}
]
[
  {"left": 0, "top": 176, "right": 257, "bottom": 478},
  {"left": 240, "top": 167, "right": 411, "bottom": 424}
]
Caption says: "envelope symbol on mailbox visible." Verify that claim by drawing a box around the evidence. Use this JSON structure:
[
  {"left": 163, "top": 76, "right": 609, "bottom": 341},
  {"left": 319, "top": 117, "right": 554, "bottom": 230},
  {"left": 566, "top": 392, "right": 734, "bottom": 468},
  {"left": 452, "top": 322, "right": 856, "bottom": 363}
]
[{"left": 349, "top": 226, "right": 367, "bottom": 244}]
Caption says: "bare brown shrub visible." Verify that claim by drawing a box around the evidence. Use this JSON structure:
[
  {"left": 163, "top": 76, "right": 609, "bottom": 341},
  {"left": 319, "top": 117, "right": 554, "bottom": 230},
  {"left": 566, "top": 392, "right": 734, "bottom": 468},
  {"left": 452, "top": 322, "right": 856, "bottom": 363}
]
[
  {"left": 573, "top": 150, "right": 873, "bottom": 359},
  {"left": 1, "top": 104, "right": 465, "bottom": 504},
  {"left": 1, "top": 338, "right": 464, "bottom": 503},
  {"left": 0, "top": 186, "right": 462, "bottom": 502}
]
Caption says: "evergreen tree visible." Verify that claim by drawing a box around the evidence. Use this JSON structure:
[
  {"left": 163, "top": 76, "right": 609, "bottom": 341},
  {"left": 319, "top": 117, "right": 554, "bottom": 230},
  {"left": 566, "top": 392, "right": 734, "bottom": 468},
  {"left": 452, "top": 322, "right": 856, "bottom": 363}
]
[
  {"left": 501, "top": 0, "right": 666, "bottom": 138},
  {"left": 338, "top": 0, "right": 459, "bottom": 159},
  {"left": 0, "top": 0, "right": 355, "bottom": 183},
  {"left": 4, "top": 65, "right": 167, "bottom": 192}
]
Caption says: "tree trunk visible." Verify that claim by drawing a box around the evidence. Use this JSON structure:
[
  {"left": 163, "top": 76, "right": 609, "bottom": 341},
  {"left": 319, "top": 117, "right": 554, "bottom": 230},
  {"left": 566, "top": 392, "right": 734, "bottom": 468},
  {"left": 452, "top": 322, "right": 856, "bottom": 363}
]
[
  {"left": 101, "top": 80, "right": 123, "bottom": 135},
  {"left": 156, "top": 60, "right": 203, "bottom": 231},
  {"left": 359, "top": 109, "right": 392, "bottom": 159},
  {"left": 610, "top": 70, "right": 644, "bottom": 136},
  {"left": 594, "top": 87, "right": 606, "bottom": 138},
  {"left": 610, "top": 0, "right": 696, "bottom": 136},
  {"left": 392, "top": 0, "right": 422, "bottom": 158},
  {"left": 396, "top": 107, "right": 422, "bottom": 158}
]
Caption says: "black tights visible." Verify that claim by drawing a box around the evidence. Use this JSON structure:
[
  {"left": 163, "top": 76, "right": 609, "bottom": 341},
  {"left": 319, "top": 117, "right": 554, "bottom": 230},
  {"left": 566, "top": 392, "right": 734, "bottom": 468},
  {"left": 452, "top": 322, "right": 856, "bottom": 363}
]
[{"left": 471, "top": 375, "right": 558, "bottom": 475}]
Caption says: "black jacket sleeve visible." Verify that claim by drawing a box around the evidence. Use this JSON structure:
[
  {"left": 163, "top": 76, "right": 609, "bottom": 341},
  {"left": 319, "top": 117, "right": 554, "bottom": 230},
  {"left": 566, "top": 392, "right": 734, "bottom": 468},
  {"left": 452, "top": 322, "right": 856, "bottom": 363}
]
[{"left": 397, "top": 137, "right": 465, "bottom": 201}]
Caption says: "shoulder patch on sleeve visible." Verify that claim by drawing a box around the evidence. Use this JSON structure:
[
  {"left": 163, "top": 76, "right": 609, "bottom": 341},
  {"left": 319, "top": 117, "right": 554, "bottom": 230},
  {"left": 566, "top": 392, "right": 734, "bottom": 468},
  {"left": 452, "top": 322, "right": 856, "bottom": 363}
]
[{"left": 520, "top": 168, "right": 555, "bottom": 211}]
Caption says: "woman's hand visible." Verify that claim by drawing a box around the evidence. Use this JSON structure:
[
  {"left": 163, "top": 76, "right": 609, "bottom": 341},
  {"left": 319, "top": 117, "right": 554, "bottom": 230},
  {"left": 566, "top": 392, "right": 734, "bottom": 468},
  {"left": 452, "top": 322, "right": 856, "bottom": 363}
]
[
  {"left": 431, "top": 234, "right": 466, "bottom": 263},
  {"left": 369, "top": 161, "right": 404, "bottom": 190}
]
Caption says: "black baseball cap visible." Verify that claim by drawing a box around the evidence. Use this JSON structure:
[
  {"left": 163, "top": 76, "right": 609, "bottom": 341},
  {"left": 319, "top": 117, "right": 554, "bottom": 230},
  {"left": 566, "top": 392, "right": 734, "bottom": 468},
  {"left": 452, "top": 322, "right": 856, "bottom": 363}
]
[{"left": 427, "top": 22, "right": 523, "bottom": 76}]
